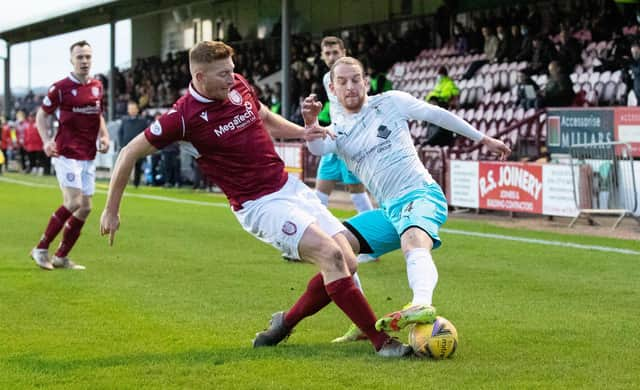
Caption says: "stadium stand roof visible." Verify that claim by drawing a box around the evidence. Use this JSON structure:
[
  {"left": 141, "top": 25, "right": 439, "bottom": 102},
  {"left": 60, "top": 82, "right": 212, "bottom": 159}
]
[{"left": 0, "top": 0, "right": 210, "bottom": 44}]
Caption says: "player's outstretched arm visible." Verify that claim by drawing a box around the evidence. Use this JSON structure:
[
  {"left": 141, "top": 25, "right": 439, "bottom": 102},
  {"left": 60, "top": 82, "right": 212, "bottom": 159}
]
[
  {"left": 391, "top": 91, "right": 511, "bottom": 160},
  {"left": 305, "top": 125, "right": 337, "bottom": 156},
  {"left": 100, "top": 133, "right": 157, "bottom": 245},
  {"left": 259, "top": 103, "right": 306, "bottom": 139}
]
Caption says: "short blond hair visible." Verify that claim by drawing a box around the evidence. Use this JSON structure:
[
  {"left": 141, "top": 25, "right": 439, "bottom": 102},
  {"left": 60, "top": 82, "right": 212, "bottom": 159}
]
[
  {"left": 189, "top": 41, "right": 235, "bottom": 65},
  {"left": 330, "top": 56, "right": 365, "bottom": 81}
]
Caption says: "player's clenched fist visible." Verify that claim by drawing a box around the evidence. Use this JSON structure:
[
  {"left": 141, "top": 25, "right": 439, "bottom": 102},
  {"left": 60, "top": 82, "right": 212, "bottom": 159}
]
[{"left": 301, "top": 94, "right": 323, "bottom": 125}]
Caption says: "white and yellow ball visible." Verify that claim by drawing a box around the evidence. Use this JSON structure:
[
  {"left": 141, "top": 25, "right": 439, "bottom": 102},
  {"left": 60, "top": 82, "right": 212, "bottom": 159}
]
[{"left": 408, "top": 316, "right": 458, "bottom": 359}]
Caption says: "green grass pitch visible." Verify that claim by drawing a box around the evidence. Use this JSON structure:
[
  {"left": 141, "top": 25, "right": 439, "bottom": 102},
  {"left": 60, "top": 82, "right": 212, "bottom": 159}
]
[{"left": 1, "top": 173, "right": 639, "bottom": 389}]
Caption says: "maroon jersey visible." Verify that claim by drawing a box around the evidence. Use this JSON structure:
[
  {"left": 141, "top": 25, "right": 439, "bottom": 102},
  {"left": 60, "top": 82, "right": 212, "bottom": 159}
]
[
  {"left": 144, "top": 74, "right": 287, "bottom": 210},
  {"left": 41, "top": 74, "right": 103, "bottom": 160}
]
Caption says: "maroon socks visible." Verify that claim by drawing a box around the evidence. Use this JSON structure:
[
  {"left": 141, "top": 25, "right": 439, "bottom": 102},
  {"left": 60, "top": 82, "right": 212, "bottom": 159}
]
[
  {"left": 284, "top": 273, "right": 332, "bottom": 328},
  {"left": 284, "top": 273, "right": 389, "bottom": 351},
  {"left": 37, "top": 206, "right": 72, "bottom": 249},
  {"left": 54, "top": 216, "right": 85, "bottom": 257}
]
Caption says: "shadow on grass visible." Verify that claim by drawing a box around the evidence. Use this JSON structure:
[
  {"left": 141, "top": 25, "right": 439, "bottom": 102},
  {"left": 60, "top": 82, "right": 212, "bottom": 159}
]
[{"left": 4, "top": 342, "right": 427, "bottom": 374}]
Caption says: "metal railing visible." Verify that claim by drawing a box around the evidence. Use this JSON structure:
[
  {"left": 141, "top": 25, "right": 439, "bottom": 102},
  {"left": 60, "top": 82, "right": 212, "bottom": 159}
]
[{"left": 569, "top": 142, "right": 640, "bottom": 229}]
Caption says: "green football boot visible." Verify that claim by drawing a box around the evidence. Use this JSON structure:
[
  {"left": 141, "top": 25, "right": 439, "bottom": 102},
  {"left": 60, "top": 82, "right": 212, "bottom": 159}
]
[
  {"left": 331, "top": 323, "right": 367, "bottom": 343},
  {"left": 375, "top": 304, "right": 437, "bottom": 332}
]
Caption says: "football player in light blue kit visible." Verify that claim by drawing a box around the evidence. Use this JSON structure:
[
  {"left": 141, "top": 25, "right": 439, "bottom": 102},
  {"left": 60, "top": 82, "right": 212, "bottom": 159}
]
[
  {"left": 315, "top": 37, "right": 376, "bottom": 248},
  {"left": 304, "top": 56, "right": 511, "bottom": 334}
]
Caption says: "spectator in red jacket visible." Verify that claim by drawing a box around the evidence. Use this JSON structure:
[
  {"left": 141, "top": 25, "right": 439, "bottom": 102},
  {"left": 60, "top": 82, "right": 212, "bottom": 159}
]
[
  {"left": 1, "top": 119, "right": 16, "bottom": 173},
  {"left": 23, "top": 112, "right": 48, "bottom": 175}
]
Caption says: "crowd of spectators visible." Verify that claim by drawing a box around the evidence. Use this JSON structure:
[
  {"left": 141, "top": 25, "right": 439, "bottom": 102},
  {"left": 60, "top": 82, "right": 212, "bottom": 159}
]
[
  {"left": 451, "top": 0, "right": 640, "bottom": 109},
  {"left": 4, "top": 0, "right": 640, "bottom": 176}
]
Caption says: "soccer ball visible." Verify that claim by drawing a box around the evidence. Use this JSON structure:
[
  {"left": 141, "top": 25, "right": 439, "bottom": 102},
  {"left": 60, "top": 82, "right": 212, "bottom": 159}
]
[{"left": 408, "top": 316, "right": 458, "bottom": 359}]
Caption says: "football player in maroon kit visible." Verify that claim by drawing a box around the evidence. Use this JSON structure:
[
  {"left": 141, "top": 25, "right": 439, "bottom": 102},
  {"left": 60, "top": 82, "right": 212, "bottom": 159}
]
[
  {"left": 31, "top": 40, "right": 110, "bottom": 270},
  {"left": 100, "top": 41, "right": 411, "bottom": 357}
]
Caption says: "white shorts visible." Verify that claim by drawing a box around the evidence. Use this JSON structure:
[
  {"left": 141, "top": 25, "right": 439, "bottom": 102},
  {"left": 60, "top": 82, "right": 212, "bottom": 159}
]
[
  {"left": 233, "top": 174, "right": 345, "bottom": 260},
  {"left": 52, "top": 156, "right": 96, "bottom": 196}
]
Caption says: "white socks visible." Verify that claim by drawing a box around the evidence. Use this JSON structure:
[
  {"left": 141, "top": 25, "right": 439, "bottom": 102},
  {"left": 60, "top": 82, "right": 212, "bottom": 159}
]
[
  {"left": 405, "top": 248, "right": 438, "bottom": 306},
  {"left": 316, "top": 191, "right": 372, "bottom": 213},
  {"left": 352, "top": 271, "right": 364, "bottom": 294},
  {"left": 351, "top": 192, "right": 373, "bottom": 213},
  {"left": 316, "top": 191, "right": 330, "bottom": 206}
]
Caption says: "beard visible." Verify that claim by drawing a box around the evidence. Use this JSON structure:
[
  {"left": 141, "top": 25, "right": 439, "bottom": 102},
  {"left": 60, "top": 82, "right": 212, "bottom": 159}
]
[{"left": 341, "top": 94, "right": 365, "bottom": 111}]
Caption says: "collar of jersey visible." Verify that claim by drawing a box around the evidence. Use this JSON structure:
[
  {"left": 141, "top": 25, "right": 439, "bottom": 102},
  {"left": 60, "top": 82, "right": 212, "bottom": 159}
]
[
  {"left": 189, "top": 83, "right": 216, "bottom": 103},
  {"left": 68, "top": 73, "right": 91, "bottom": 85}
]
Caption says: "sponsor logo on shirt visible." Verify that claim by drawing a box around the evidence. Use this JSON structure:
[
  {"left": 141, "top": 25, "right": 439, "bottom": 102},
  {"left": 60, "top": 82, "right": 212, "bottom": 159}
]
[
  {"left": 200, "top": 111, "right": 209, "bottom": 122},
  {"left": 377, "top": 125, "right": 391, "bottom": 139},
  {"left": 72, "top": 102, "right": 101, "bottom": 115},
  {"left": 150, "top": 120, "right": 162, "bottom": 136},
  {"left": 71, "top": 89, "right": 78, "bottom": 96},
  {"left": 43, "top": 96, "right": 52, "bottom": 107},
  {"left": 228, "top": 89, "right": 243, "bottom": 105},
  {"left": 213, "top": 105, "right": 257, "bottom": 137}
]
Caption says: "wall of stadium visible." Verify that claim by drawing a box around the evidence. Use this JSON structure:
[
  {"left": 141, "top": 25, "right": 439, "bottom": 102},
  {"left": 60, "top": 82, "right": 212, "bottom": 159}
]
[
  {"left": 130, "top": 0, "right": 442, "bottom": 60},
  {"left": 131, "top": 14, "right": 163, "bottom": 63}
]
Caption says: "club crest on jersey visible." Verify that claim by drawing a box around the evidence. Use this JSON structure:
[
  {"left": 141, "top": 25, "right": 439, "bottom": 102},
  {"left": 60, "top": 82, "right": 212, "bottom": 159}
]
[
  {"left": 228, "top": 89, "right": 243, "bottom": 105},
  {"left": 71, "top": 89, "right": 78, "bottom": 96},
  {"left": 200, "top": 111, "right": 209, "bottom": 122},
  {"left": 91, "top": 86, "right": 100, "bottom": 97},
  {"left": 282, "top": 221, "right": 297, "bottom": 236},
  {"left": 377, "top": 125, "right": 391, "bottom": 139},
  {"left": 66, "top": 173, "right": 75, "bottom": 182},
  {"left": 150, "top": 120, "right": 162, "bottom": 136},
  {"left": 43, "top": 96, "right": 52, "bottom": 107}
]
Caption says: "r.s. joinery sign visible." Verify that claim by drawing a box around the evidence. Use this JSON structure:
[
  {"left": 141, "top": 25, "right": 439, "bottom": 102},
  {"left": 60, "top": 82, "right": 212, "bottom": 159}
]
[
  {"left": 448, "top": 160, "right": 578, "bottom": 217},
  {"left": 479, "top": 162, "right": 543, "bottom": 213}
]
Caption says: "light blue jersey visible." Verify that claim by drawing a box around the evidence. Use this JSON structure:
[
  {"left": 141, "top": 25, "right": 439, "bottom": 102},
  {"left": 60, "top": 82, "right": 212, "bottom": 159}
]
[
  {"left": 309, "top": 90, "right": 483, "bottom": 250},
  {"left": 309, "top": 90, "right": 483, "bottom": 205}
]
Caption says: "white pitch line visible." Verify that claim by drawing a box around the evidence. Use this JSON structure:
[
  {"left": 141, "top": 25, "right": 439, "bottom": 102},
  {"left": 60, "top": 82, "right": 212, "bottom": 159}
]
[
  {"left": 0, "top": 176, "right": 229, "bottom": 208},
  {"left": 441, "top": 228, "right": 640, "bottom": 256},
  {"left": 3, "top": 176, "right": 638, "bottom": 255},
  {"left": 0, "top": 176, "right": 53, "bottom": 188}
]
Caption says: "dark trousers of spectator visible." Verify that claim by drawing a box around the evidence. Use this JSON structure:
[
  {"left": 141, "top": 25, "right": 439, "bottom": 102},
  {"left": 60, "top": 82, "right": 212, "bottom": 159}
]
[
  {"left": 27, "top": 151, "right": 47, "bottom": 173},
  {"left": 151, "top": 154, "right": 162, "bottom": 185},
  {"left": 192, "top": 160, "right": 203, "bottom": 189},
  {"left": 162, "top": 151, "right": 181, "bottom": 187},
  {"left": 133, "top": 158, "right": 144, "bottom": 187},
  {"left": 18, "top": 147, "right": 27, "bottom": 172},
  {"left": 43, "top": 154, "right": 51, "bottom": 175},
  {"left": 463, "top": 60, "right": 488, "bottom": 80}
]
